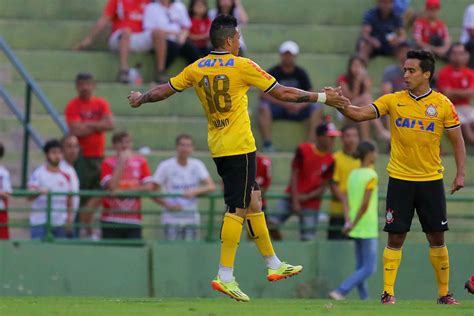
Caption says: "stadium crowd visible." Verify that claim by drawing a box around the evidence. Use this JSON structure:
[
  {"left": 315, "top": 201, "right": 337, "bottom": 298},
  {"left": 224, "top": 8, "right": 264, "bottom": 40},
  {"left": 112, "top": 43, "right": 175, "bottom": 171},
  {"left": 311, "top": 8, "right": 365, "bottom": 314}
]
[{"left": 0, "top": 0, "right": 473, "bottom": 249}]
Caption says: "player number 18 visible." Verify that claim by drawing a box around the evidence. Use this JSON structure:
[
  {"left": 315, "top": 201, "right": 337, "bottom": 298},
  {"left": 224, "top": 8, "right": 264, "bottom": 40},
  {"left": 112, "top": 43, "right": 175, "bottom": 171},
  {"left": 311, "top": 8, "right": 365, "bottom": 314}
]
[{"left": 198, "top": 75, "right": 232, "bottom": 113}]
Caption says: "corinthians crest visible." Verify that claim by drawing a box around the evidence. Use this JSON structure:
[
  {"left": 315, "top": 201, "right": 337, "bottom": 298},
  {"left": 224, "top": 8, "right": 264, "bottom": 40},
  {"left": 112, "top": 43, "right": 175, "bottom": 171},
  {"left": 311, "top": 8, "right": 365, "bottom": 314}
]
[{"left": 425, "top": 104, "right": 438, "bottom": 118}]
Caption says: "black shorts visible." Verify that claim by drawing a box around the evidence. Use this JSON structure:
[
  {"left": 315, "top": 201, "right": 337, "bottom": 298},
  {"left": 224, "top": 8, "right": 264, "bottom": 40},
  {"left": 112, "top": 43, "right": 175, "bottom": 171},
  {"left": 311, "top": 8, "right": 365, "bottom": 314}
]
[
  {"left": 213, "top": 151, "right": 260, "bottom": 210},
  {"left": 384, "top": 177, "right": 448, "bottom": 233}
]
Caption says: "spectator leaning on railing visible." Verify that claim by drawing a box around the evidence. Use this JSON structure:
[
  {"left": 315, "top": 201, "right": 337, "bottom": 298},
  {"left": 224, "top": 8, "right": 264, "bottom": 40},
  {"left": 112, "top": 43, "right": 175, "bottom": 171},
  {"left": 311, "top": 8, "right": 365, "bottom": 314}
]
[
  {"left": 59, "top": 135, "right": 81, "bottom": 238},
  {"left": 152, "top": 134, "right": 215, "bottom": 241},
  {"left": 0, "top": 142, "right": 12, "bottom": 240},
  {"left": 28, "top": 140, "right": 74, "bottom": 240},
  {"left": 100, "top": 131, "right": 154, "bottom": 240},
  {"left": 267, "top": 123, "right": 338, "bottom": 241}
]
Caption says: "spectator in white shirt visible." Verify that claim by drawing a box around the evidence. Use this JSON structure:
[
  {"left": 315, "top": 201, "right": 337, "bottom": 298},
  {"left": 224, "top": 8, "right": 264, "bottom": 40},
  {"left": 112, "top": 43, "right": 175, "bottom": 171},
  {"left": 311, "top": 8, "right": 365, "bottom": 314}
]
[
  {"left": 60, "top": 135, "right": 81, "bottom": 238},
  {"left": 144, "top": 0, "right": 201, "bottom": 83},
  {"left": 28, "top": 140, "right": 74, "bottom": 240},
  {"left": 153, "top": 134, "right": 215, "bottom": 241},
  {"left": 0, "top": 142, "right": 12, "bottom": 240}
]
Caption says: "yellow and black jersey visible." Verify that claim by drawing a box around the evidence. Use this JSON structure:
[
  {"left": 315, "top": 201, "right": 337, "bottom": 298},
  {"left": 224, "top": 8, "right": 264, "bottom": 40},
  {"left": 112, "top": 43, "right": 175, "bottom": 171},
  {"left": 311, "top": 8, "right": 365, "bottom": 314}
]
[
  {"left": 372, "top": 89, "right": 461, "bottom": 181},
  {"left": 169, "top": 51, "right": 277, "bottom": 158}
]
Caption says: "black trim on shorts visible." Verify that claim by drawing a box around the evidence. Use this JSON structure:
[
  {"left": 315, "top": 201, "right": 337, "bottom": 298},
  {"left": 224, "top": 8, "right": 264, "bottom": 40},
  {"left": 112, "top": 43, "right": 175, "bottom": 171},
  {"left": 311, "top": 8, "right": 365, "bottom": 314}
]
[
  {"left": 213, "top": 151, "right": 257, "bottom": 209},
  {"left": 168, "top": 80, "right": 182, "bottom": 93},
  {"left": 384, "top": 177, "right": 448, "bottom": 233}
]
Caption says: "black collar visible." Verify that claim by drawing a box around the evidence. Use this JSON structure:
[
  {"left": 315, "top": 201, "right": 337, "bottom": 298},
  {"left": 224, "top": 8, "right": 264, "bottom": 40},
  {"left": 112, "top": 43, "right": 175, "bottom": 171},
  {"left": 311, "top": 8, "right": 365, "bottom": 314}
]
[
  {"left": 209, "top": 51, "right": 231, "bottom": 55},
  {"left": 409, "top": 89, "right": 432, "bottom": 101}
]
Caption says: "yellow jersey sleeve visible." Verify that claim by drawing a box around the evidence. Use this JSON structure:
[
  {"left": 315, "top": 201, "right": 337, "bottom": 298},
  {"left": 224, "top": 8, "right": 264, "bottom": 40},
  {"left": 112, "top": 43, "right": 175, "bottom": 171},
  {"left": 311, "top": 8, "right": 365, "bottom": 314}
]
[
  {"left": 240, "top": 58, "right": 277, "bottom": 93},
  {"left": 169, "top": 64, "right": 194, "bottom": 92},
  {"left": 442, "top": 97, "right": 461, "bottom": 129},
  {"left": 372, "top": 94, "right": 394, "bottom": 118},
  {"left": 366, "top": 177, "right": 378, "bottom": 190}
]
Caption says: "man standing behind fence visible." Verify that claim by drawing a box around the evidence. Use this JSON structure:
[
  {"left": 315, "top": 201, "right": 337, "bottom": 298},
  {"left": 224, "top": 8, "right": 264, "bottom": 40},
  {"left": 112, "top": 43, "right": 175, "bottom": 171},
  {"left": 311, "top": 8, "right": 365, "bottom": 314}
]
[
  {"left": 100, "top": 131, "right": 154, "bottom": 240},
  {"left": 65, "top": 73, "right": 115, "bottom": 239},
  {"left": 153, "top": 134, "right": 215, "bottom": 241},
  {"left": 28, "top": 140, "right": 74, "bottom": 240}
]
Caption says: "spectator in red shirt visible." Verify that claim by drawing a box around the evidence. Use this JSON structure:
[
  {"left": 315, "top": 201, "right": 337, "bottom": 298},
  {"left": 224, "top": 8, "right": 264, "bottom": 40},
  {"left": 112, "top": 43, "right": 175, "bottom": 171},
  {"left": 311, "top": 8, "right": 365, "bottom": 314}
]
[
  {"left": 101, "top": 131, "right": 154, "bottom": 239},
  {"left": 188, "top": 0, "right": 212, "bottom": 57},
  {"left": 75, "top": 0, "right": 161, "bottom": 84},
  {"left": 0, "top": 143, "right": 12, "bottom": 240},
  {"left": 267, "top": 123, "right": 338, "bottom": 241},
  {"left": 256, "top": 152, "right": 272, "bottom": 211},
  {"left": 413, "top": 0, "right": 451, "bottom": 59},
  {"left": 65, "top": 73, "right": 115, "bottom": 238},
  {"left": 437, "top": 43, "right": 474, "bottom": 146}
]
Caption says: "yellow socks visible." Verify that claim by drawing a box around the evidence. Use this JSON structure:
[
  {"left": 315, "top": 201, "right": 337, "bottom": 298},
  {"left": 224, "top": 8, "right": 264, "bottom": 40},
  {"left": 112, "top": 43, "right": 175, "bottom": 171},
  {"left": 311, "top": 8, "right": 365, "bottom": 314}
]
[
  {"left": 383, "top": 247, "right": 402, "bottom": 296},
  {"left": 219, "top": 213, "right": 244, "bottom": 268},
  {"left": 429, "top": 246, "right": 450, "bottom": 297},
  {"left": 245, "top": 212, "right": 275, "bottom": 257}
]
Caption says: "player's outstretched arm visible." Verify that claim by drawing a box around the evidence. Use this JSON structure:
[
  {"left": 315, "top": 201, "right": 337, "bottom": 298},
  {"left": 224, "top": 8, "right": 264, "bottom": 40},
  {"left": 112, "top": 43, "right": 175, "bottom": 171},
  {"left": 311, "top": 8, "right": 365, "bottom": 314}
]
[
  {"left": 268, "top": 84, "right": 350, "bottom": 108},
  {"left": 336, "top": 103, "right": 379, "bottom": 122},
  {"left": 446, "top": 127, "right": 466, "bottom": 194},
  {"left": 128, "top": 83, "right": 176, "bottom": 108}
]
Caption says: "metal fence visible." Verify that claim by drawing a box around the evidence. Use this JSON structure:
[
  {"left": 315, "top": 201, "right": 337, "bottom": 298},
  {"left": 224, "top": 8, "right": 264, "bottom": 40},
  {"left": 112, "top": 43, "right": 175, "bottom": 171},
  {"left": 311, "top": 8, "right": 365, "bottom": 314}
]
[{"left": 3, "top": 189, "right": 474, "bottom": 243}]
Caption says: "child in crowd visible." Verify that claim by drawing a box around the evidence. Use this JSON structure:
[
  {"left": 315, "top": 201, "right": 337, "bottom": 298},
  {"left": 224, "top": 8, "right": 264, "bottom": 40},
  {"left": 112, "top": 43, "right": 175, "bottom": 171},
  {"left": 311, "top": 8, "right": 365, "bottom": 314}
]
[
  {"left": 329, "top": 141, "right": 379, "bottom": 300},
  {"left": 189, "top": 0, "right": 212, "bottom": 57}
]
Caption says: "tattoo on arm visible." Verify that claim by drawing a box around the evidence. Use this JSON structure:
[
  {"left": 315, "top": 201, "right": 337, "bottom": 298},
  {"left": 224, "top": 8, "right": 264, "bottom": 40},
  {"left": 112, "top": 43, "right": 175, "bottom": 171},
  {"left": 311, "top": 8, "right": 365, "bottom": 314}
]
[
  {"left": 296, "top": 95, "right": 310, "bottom": 102},
  {"left": 140, "top": 92, "right": 152, "bottom": 104}
]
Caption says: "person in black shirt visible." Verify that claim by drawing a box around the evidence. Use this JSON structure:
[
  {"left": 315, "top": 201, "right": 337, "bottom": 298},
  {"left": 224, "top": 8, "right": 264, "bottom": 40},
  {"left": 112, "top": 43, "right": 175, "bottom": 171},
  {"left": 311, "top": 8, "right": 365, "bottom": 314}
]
[{"left": 257, "top": 41, "right": 323, "bottom": 152}]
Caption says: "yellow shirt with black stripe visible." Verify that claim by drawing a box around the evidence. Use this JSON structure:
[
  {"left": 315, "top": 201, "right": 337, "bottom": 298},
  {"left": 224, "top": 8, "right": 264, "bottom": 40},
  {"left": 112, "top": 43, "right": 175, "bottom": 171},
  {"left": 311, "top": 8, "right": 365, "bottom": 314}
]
[
  {"left": 169, "top": 51, "right": 277, "bottom": 158},
  {"left": 330, "top": 150, "right": 361, "bottom": 216},
  {"left": 372, "top": 89, "right": 460, "bottom": 181}
]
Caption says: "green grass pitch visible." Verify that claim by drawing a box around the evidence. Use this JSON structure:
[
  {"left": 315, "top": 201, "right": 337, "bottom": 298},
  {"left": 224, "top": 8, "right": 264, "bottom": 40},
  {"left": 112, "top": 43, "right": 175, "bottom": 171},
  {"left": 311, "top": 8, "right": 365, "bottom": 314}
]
[{"left": 0, "top": 298, "right": 473, "bottom": 316}]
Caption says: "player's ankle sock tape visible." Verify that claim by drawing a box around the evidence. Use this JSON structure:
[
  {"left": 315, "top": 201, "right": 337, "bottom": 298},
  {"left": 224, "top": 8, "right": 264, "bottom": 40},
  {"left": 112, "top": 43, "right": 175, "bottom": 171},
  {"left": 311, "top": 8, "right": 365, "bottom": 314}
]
[
  {"left": 246, "top": 212, "right": 276, "bottom": 257},
  {"left": 429, "top": 246, "right": 450, "bottom": 296},
  {"left": 219, "top": 213, "right": 244, "bottom": 267},
  {"left": 383, "top": 247, "right": 402, "bottom": 296}
]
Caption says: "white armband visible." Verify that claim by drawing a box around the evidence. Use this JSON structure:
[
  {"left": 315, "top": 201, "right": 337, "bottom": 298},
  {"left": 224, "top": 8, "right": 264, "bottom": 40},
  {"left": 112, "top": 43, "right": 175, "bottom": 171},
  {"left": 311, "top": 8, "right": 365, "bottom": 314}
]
[{"left": 317, "top": 92, "right": 327, "bottom": 104}]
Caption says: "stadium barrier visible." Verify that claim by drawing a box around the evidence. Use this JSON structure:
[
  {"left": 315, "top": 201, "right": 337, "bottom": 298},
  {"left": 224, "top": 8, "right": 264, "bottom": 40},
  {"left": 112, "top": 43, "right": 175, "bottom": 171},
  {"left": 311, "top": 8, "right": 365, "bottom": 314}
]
[{"left": 4, "top": 189, "right": 474, "bottom": 242}]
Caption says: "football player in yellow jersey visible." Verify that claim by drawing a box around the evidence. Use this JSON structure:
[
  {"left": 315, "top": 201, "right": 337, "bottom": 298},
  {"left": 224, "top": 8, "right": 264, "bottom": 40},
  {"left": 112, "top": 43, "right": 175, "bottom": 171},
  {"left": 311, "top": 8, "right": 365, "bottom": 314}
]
[
  {"left": 128, "top": 15, "right": 349, "bottom": 302},
  {"left": 331, "top": 50, "right": 466, "bottom": 305}
]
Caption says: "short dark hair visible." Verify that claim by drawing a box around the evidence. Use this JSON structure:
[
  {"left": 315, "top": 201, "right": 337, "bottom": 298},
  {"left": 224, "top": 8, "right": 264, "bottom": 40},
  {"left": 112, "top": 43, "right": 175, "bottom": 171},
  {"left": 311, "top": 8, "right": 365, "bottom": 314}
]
[
  {"left": 43, "top": 139, "right": 62, "bottom": 154},
  {"left": 341, "top": 124, "right": 359, "bottom": 134},
  {"left": 406, "top": 50, "right": 436, "bottom": 80},
  {"left": 209, "top": 14, "right": 237, "bottom": 49},
  {"left": 60, "top": 134, "right": 77, "bottom": 147},
  {"left": 0, "top": 142, "right": 4, "bottom": 159},
  {"left": 112, "top": 130, "right": 131, "bottom": 144},
  {"left": 354, "top": 140, "right": 376, "bottom": 160},
  {"left": 176, "top": 134, "right": 194, "bottom": 145},
  {"left": 75, "top": 72, "right": 94, "bottom": 84},
  {"left": 448, "top": 42, "right": 466, "bottom": 58}
]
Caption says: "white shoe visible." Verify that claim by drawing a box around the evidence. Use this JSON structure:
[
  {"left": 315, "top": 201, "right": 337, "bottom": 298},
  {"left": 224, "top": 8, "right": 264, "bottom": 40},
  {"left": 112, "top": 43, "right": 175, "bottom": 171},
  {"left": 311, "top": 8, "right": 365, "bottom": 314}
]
[{"left": 329, "top": 290, "right": 345, "bottom": 300}]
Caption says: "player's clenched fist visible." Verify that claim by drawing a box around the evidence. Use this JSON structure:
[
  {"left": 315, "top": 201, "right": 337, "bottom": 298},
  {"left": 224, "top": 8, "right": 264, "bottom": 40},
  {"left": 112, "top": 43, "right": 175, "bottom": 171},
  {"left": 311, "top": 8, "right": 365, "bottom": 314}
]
[{"left": 128, "top": 91, "right": 143, "bottom": 108}]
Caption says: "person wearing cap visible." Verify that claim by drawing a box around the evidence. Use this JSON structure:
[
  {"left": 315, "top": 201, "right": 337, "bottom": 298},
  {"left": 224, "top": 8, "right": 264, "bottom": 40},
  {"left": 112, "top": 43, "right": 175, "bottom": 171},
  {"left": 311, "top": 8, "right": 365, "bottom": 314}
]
[
  {"left": 257, "top": 40, "right": 323, "bottom": 152},
  {"left": 267, "top": 122, "right": 338, "bottom": 241},
  {"left": 413, "top": 0, "right": 451, "bottom": 59},
  {"left": 358, "top": 0, "right": 406, "bottom": 61}
]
